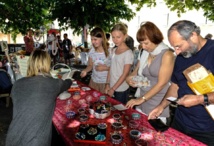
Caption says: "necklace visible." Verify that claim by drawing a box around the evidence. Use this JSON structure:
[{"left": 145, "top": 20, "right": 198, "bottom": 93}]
[{"left": 149, "top": 54, "right": 156, "bottom": 60}]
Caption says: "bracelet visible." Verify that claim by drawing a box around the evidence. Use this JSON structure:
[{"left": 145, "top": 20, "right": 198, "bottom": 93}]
[
  {"left": 105, "top": 83, "right": 110, "bottom": 85},
  {"left": 204, "top": 94, "right": 209, "bottom": 106},
  {"left": 141, "top": 96, "right": 147, "bottom": 101}
]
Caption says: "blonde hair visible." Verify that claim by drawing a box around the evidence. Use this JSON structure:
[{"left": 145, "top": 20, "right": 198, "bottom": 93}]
[
  {"left": 27, "top": 49, "right": 51, "bottom": 77},
  {"left": 111, "top": 22, "right": 127, "bottom": 35}
]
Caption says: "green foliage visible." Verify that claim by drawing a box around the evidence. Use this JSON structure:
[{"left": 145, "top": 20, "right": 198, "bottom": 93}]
[
  {"left": 199, "top": 1, "right": 214, "bottom": 22},
  {"left": 0, "top": 0, "right": 52, "bottom": 40},
  {"left": 135, "top": 0, "right": 157, "bottom": 11},
  {"left": 163, "top": 0, "right": 201, "bottom": 17},
  {"left": 0, "top": 0, "right": 137, "bottom": 41},
  {"left": 136, "top": 0, "right": 214, "bottom": 23},
  {"left": 163, "top": 0, "right": 214, "bottom": 22},
  {"left": 50, "top": 0, "right": 136, "bottom": 35},
  {"left": 1, "top": 0, "right": 214, "bottom": 42}
]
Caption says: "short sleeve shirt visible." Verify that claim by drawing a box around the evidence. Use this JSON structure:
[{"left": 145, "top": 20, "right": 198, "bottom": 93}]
[
  {"left": 89, "top": 49, "right": 109, "bottom": 83},
  {"left": 62, "top": 39, "right": 72, "bottom": 53},
  {"left": 110, "top": 49, "right": 134, "bottom": 91},
  {"left": 171, "top": 39, "right": 214, "bottom": 132}
]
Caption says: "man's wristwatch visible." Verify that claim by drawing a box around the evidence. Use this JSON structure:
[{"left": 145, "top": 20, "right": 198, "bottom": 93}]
[{"left": 204, "top": 94, "right": 209, "bottom": 106}]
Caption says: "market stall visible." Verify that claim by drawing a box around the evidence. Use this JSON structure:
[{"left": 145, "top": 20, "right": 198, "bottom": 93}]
[{"left": 52, "top": 81, "right": 206, "bottom": 146}]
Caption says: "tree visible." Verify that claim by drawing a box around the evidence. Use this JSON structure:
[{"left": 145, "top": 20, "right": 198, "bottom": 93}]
[
  {"left": 50, "top": 0, "right": 136, "bottom": 47},
  {"left": 1, "top": 0, "right": 214, "bottom": 43},
  {"left": 0, "top": 0, "right": 136, "bottom": 43},
  {"left": 50, "top": 0, "right": 135, "bottom": 34},
  {"left": 0, "top": 0, "right": 52, "bottom": 42},
  {"left": 136, "top": 0, "right": 214, "bottom": 21}
]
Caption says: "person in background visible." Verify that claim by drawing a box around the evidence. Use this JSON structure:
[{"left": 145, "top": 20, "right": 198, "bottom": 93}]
[
  {"left": 126, "top": 21, "right": 175, "bottom": 124},
  {"left": 24, "top": 29, "right": 34, "bottom": 55},
  {"left": 0, "top": 66, "right": 12, "bottom": 107},
  {"left": 6, "top": 49, "right": 72, "bottom": 146},
  {"left": 47, "top": 32, "right": 60, "bottom": 65},
  {"left": 148, "top": 20, "right": 214, "bottom": 145},
  {"left": 106, "top": 33, "right": 111, "bottom": 48},
  {"left": 205, "top": 33, "right": 213, "bottom": 40},
  {"left": 80, "top": 27, "right": 110, "bottom": 93},
  {"left": 105, "top": 23, "right": 134, "bottom": 104},
  {"left": 124, "top": 23, "right": 134, "bottom": 51},
  {"left": 132, "top": 46, "right": 140, "bottom": 71},
  {"left": 62, "top": 33, "right": 73, "bottom": 65},
  {"left": 132, "top": 44, "right": 144, "bottom": 98},
  {"left": 57, "top": 35, "right": 64, "bottom": 62},
  {"left": 38, "top": 43, "right": 46, "bottom": 51},
  {"left": 106, "top": 33, "right": 110, "bottom": 41},
  {"left": 0, "top": 67, "right": 12, "bottom": 95}
]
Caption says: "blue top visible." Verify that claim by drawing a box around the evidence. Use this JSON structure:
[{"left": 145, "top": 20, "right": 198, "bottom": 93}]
[{"left": 171, "top": 39, "right": 214, "bottom": 132}]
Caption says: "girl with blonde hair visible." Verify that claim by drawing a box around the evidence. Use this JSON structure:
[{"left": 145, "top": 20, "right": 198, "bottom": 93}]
[{"left": 105, "top": 23, "right": 134, "bottom": 104}]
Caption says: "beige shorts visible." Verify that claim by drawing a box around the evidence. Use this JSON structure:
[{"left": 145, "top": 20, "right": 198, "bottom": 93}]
[{"left": 89, "top": 79, "right": 106, "bottom": 94}]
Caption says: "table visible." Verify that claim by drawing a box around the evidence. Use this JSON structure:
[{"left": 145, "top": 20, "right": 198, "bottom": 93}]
[{"left": 52, "top": 81, "right": 206, "bottom": 146}]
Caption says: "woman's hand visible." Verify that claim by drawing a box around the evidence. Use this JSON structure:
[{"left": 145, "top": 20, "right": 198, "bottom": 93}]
[
  {"left": 80, "top": 70, "right": 87, "bottom": 78},
  {"left": 95, "top": 64, "right": 107, "bottom": 71},
  {"left": 107, "top": 88, "right": 114, "bottom": 97},
  {"left": 126, "top": 98, "right": 144, "bottom": 109},
  {"left": 105, "top": 84, "right": 115, "bottom": 97},
  {"left": 104, "top": 84, "right": 110, "bottom": 94},
  {"left": 148, "top": 105, "right": 164, "bottom": 120},
  {"left": 126, "top": 75, "right": 137, "bottom": 87}
]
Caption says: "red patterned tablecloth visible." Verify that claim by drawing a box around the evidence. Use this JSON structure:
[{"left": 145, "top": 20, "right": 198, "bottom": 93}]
[{"left": 52, "top": 81, "right": 206, "bottom": 146}]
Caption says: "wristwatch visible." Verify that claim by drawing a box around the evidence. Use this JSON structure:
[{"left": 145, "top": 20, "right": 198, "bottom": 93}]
[
  {"left": 141, "top": 96, "right": 147, "bottom": 102},
  {"left": 204, "top": 94, "right": 209, "bottom": 106}
]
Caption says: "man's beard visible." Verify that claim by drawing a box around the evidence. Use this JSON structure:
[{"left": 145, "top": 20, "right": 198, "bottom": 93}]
[{"left": 181, "top": 41, "right": 198, "bottom": 58}]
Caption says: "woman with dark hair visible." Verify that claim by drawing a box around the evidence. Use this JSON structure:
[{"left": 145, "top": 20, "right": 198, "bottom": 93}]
[
  {"left": 6, "top": 49, "right": 72, "bottom": 146},
  {"left": 80, "top": 27, "right": 110, "bottom": 93},
  {"left": 126, "top": 21, "right": 175, "bottom": 123}
]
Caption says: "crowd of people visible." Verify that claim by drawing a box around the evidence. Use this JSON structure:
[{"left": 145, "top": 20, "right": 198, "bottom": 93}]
[
  {"left": 80, "top": 20, "right": 214, "bottom": 145},
  {"left": 4, "top": 20, "right": 214, "bottom": 146},
  {"left": 23, "top": 30, "right": 75, "bottom": 66}
]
